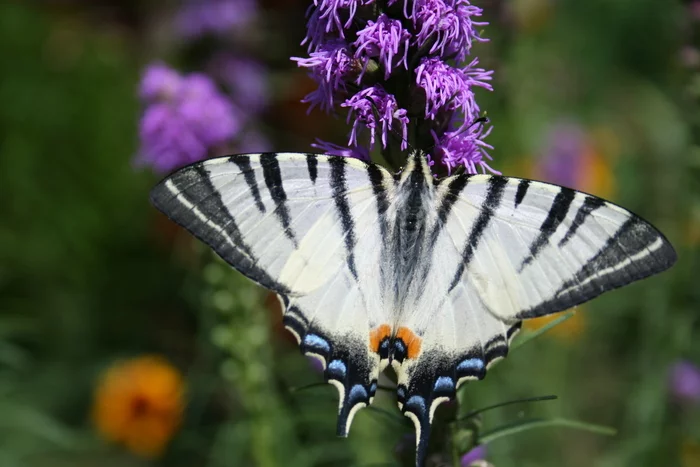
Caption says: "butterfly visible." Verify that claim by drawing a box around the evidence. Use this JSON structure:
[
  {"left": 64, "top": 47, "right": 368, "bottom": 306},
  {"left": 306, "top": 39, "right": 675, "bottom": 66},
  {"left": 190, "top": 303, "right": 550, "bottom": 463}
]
[{"left": 150, "top": 151, "right": 676, "bottom": 466}]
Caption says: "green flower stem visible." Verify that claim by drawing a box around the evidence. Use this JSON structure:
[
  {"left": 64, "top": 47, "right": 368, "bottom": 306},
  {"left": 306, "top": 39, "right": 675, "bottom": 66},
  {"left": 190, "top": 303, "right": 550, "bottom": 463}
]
[{"left": 204, "top": 255, "right": 291, "bottom": 467}]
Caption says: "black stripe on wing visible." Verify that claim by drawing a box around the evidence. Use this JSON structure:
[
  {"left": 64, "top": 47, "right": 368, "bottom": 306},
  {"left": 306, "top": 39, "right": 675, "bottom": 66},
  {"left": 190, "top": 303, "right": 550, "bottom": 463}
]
[
  {"left": 367, "top": 163, "right": 391, "bottom": 238},
  {"left": 149, "top": 163, "right": 290, "bottom": 294},
  {"left": 431, "top": 174, "right": 471, "bottom": 244},
  {"left": 518, "top": 215, "right": 677, "bottom": 319},
  {"left": 518, "top": 186, "right": 576, "bottom": 271},
  {"left": 448, "top": 176, "right": 508, "bottom": 292},
  {"left": 306, "top": 153, "right": 318, "bottom": 184},
  {"left": 514, "top": 179, "right": 530, "bottom": 208},
  {"left": 260, "top": 153, "right": 299, "bottom": 247},
  {"left": 558, "top": 195, "right": 605, "bottom": 247},
  {"left": 329, "top": 157, "right": 359, "bottom": 280},
  {"left": 231, "top": 155, "right": 266, "bottom": 213}
]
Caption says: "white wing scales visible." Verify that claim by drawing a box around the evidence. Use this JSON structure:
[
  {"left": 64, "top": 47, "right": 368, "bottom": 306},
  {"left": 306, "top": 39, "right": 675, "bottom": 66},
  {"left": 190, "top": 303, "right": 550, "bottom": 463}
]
[{"left": 151, "top": 151, "right": 676, "bottom": 467}]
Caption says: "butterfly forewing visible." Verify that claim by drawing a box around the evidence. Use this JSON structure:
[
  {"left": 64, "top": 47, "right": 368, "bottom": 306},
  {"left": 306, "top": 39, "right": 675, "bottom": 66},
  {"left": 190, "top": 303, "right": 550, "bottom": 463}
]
[{"left": 150, "top": 153, "right": 395, "bottom": 436}]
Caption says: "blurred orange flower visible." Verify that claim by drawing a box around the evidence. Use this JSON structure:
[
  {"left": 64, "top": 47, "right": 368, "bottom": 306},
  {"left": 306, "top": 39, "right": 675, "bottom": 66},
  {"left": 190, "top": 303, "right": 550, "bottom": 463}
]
[
  {"left": 523, "top": 308, "right": 586, "bottom": 341},
  {"left": 92, "top": 356, "right": 185, "bottom": 458}
]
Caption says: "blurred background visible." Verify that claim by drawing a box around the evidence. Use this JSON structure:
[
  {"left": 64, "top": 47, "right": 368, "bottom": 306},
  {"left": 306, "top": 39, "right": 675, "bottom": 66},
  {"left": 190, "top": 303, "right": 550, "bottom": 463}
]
[{"left": 0, "top": 0, "right": 698, "bottom": 466}]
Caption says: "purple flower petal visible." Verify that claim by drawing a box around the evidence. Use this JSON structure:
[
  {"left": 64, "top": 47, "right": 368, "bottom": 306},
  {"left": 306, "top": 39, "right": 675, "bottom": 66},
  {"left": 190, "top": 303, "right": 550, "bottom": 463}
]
[
  {"left": 353, "top": 14, "right": 411, "bottom": 79},
  {"left": 292, "top": 39, "right": 357, "bottom": 113},
  {"left": 432, "top": 121, "right": 497, "bottom": 175},
  {"left": 669, "top": 360, "right": 700, "bottom": 403},
  {"left": 411, "top": 0, "right": 488, "bottom": 63},
  {"left": 461, "top": 444, "right": 486, "bottom": 466},
  {"left": 415, "top": 57, "right": 492, "bottom": 120},
  {"left": 311, "top": 139, "right": 370, "bottom": 160},
  {"left": 341, "top": 85, "right": 408, "bottom": 150}
]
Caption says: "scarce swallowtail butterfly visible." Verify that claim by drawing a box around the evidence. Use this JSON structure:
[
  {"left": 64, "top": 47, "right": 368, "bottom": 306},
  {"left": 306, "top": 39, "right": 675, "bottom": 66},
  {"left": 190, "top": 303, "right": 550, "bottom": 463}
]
[{"left": 151, "top": 151, "right": 676, "bottom": 466}]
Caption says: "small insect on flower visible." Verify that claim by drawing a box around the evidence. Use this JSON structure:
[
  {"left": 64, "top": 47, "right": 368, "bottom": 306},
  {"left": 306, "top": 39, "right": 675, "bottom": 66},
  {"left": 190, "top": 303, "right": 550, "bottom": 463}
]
[{"left": 92, "top": 356, "right": 185, "bottom": 458}]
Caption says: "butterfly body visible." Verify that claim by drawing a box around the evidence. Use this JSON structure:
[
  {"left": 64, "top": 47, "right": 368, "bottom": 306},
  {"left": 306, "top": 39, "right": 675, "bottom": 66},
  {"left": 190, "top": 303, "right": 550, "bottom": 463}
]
[{"left": 151, "top": 151, "right": 676, "bottom": 466}]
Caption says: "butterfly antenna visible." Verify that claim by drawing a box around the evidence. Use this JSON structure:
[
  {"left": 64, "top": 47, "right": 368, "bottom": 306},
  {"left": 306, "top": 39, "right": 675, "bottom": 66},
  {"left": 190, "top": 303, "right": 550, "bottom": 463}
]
[{"left": 456, "top": 394, "right": 558, "bottom": 422}]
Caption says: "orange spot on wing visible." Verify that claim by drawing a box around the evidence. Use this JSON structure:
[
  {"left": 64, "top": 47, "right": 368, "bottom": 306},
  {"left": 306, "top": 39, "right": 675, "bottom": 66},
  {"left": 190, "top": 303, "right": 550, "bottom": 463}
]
[
  {"left": 369, "top": 324, "right": 392, "bottom": 353},
  {"left": 396, "top": 327, "right": 422, "bottom": 359}
]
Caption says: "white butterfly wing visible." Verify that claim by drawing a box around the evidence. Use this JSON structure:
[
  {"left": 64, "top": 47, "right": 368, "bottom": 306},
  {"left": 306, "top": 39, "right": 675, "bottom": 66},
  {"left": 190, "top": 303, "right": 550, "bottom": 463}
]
[
  {"left": 392, "top": 172, "right": 676, "bottom": 465},
  {"left": 150, "top": 153, "right": 395, "bottom": 436}
]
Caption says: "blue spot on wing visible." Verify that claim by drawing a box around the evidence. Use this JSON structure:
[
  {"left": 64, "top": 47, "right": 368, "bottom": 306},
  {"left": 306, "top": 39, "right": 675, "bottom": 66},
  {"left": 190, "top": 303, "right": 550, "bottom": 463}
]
[
  {"left": 348, "top": 385, "right": 368, "bottom": 404},
  {"left": 327, "top": 359, "right": 347, "bottom": 378},
  {"left": 457, "top": 358, "right": 484, "bottom": 372},
  {"left": 405, "top": 395, "right": 426, "bottom": 413},
  {"left": 433, "top": 376, "right": 455, "bottom": 393},
  {"left": 303, "top": 334, "right": 330, "bottom": 353}
]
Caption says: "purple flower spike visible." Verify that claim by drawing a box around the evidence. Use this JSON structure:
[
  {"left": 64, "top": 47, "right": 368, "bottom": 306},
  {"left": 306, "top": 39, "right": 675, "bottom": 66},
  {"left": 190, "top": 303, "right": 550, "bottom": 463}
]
[
  {"left": 415, "top": 57, "right": 492, "bottom": 119},
  {"left": 412, "top": 0, "right": 487, "bottom": 63},
  {"left": 354, "top": 14, "right": 411, "bottom": 79},
  {"left": 432, "top": 122, "right": 498, "bottom": 175},
  {"left": 342, "top": 86, "right": 409, "bottom": 150},
  {"left": 460, "top": 444, "right": 487, "bottom": 466},
  {"left": 137, "top": 64, "right": 240, "bottom": 173},
  {"left": 312, "top": 139, "right": 370, "bottom": 161},
  {"left": 296, "top": 0, "right": 497, "bottom": 173},
  {"left": 669, "top": 360, "right": 700, "bottom": 403},
  {"left": 292, "top": 40, "right": 357, "bottom": 113}
]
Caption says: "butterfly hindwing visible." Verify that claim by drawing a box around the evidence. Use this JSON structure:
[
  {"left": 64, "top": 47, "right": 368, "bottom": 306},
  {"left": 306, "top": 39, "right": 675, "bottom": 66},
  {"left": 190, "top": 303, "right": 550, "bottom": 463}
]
[{"left": 150, "top": 153, "right": 395, "bottom": 436}]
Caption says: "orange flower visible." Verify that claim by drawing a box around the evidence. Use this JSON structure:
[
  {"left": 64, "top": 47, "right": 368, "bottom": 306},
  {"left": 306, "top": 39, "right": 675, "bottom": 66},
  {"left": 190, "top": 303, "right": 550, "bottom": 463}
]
[
  {"left": 92, "top": 356, "right": 184, "bottom": 458},
  {"left": 523, "top": 308, "right": 586, "bottom": 341}
]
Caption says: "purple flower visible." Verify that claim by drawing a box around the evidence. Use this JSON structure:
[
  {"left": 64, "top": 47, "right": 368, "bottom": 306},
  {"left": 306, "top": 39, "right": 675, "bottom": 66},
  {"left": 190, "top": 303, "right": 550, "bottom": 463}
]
[
  {"left": 211, "top": 55, "right": 270, "bottom": 114},
  {"left": 415, "top": 57, "right": 492, "bottom": 120},
  {"left": 354, "top": 14, "right": 411, "bottom": 79},
  {"left": 432, "top": 121, "right": 498, "bottom": 175},
  {"left": 137, "top": 64, "right": 240, "bottom": 173},
  {"left": 669, "top": 360, "right": 700, "bottom": 403},
  {"left": 342, "top": 85, "right": 408, "bottom": 150},
  {"left": 292, "top": 39, "right": 358, "bottom": 113},
  {"left": 412, "top": 0, "right": 487, "bottom": 63},
  {"left": 538, "top": 123, "right": 587, "bottom": 188},
  {"left": 312, "top": 139, "right": 371, "bottom": 161},
  {"left": 176, "top": 0, "right": 257, "bottom": 38},
  {"left": 460, "top": 444, "right": 487, "bottom": 466},
  {"left": 140, "top": 64, "right": 182, "bottom": 101}
]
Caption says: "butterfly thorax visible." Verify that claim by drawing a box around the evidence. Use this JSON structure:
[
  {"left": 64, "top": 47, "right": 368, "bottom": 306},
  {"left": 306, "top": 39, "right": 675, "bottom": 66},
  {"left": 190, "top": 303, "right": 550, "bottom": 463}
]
[{"left": 390, "top": 152, "right": 436, "bottom": 313}]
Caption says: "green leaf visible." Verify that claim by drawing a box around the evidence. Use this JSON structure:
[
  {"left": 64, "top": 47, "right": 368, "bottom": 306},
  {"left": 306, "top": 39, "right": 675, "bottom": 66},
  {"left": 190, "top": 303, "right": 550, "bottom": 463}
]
[
  {"left": 511, "top": 311, "right": 576, "bottom": 350},
  {"left": 479, "top": 417, "right": 617, "bottom": 444}
]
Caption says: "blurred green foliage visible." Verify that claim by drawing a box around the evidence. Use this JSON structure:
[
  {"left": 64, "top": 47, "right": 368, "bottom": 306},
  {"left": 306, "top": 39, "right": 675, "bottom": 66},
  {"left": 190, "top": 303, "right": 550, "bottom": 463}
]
[{"left": 0, "top": 1, "right": 698, "bottom": 466}]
